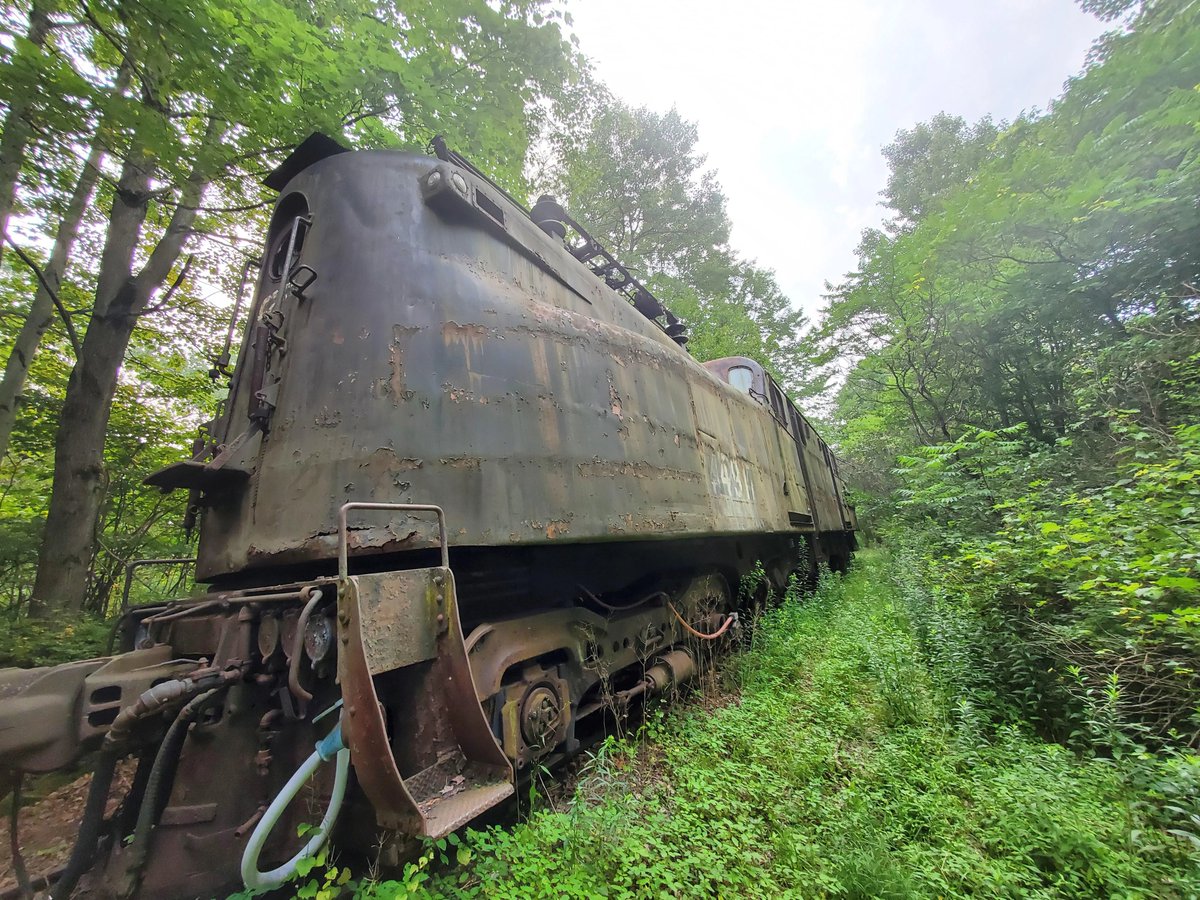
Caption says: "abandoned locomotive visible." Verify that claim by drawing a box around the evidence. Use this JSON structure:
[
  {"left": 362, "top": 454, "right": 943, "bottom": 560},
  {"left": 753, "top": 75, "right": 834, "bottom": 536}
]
[{"left": 0, "top": 136, "right": 856, "bottom": 897}]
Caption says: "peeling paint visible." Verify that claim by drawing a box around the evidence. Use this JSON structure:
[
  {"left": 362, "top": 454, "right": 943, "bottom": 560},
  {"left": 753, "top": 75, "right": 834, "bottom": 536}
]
[
  {"left": 314, "top": 407, "right": 341, "bottom": 428},
  {"left": 576, "top": 460, "right": 701, "bottom": 482},
  {"left": 382, "top": 325, "right": 419, "bottom": 405},
  {"left": 439, "top": 456, "right": 481, "bottom": 470}
]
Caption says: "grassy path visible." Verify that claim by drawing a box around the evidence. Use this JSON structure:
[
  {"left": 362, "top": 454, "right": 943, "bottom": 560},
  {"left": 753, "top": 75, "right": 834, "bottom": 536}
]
[{"left": 348, "top": 551, "right": 1194, "bottom": 899}]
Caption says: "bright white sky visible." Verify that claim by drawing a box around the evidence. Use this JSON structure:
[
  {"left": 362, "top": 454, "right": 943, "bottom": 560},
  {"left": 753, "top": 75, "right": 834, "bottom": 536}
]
[{"left": 567, "top": 0, "right": 1109, "bottom": 321}]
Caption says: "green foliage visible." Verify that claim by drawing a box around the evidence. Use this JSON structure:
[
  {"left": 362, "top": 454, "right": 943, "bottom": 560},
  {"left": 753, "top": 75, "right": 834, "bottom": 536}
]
[
  {"left": 881, "top": 113, "right": 1001, "bottom": 227},
  {"left": 892, "top": 411, "right": 1200, "bottom": 745},
  {"left": 0, "top": 612, "right": 108, "bottom": 667},
  {"left": 547, "top": 99, "right": 820, "bottom": 398},
  {"left": 303, "top": 553, "right": 1194, "bottom": 900},
  {"left": 0, "top": 255, "right": 209, "bottom": 616},
  {"left": 824, "top": 0, "right": 1200, "bottom": 755},
  {"left": 549, "top": 103, "right": 729, "bottom": 276},
  {"left": 826, "top": 0, "right": 1199, "bottom": 446}
]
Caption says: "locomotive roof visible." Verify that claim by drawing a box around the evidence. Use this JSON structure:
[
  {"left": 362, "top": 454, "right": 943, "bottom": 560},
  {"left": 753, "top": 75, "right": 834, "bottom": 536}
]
[{"left": 265, "top": 133, "right": 688, "bottom": 348}]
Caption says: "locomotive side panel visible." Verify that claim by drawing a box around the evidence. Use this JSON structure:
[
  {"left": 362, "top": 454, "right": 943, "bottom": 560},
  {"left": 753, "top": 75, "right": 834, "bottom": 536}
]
[
  {"left": 688, "top": 375, "right": 809, "bottom": 532},
  {"left": 195, "top": 152, "right": 809, "bottom": 582},
  {"left": 797, "top": 432, "right": 839, "bottom": 532}
]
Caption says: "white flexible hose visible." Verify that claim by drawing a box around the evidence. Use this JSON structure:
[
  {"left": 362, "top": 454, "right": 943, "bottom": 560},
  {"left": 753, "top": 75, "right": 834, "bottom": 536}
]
[{"left": 240, "top": 744, "right": 350, "bottom": 891}]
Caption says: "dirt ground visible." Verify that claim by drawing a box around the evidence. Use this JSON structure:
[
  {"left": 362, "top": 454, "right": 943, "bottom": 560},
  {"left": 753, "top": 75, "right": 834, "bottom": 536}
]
[{"left": 0, "top": 761, "right": 135, "bottom": 896}]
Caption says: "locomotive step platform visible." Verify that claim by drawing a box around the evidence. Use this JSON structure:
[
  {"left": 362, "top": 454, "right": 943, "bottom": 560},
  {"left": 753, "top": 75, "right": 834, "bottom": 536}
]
[
  {"left": 407, "top": 749, "right": 515, "bottom": 838},
  {"left": 336, "top": 503, "right": 516, "bottom": 838},
  {"left": 144, "top": 459, "right": 250, "bottom": 492}
]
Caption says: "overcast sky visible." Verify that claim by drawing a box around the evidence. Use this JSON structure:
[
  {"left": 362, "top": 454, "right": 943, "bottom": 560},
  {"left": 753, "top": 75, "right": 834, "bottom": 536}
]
[{"left": 567, "top": 0, "right": 1110, "bottom": 320}]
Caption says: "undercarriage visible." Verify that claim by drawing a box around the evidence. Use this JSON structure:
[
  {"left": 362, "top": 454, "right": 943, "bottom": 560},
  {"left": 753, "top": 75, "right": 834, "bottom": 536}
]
[{"left": 0, "top": 505, "right": 816, "bottom": 898}]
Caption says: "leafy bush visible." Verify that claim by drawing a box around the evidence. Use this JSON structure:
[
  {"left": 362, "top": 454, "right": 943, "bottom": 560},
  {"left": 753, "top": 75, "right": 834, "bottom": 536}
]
[
  {"left": 893, "top": 415, "right": 1200, "bottom": 746},
  {"left": 0, "top": 612, "right": 110, "bottom": 668}
]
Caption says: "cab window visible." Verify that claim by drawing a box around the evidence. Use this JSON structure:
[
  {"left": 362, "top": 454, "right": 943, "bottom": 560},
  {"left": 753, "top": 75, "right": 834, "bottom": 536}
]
[
  {"left": 727, "top": 365, "right": 754, "bottom": 393},
  {"left": 768, "top": 380, "right": 787, "bottom": 423}
]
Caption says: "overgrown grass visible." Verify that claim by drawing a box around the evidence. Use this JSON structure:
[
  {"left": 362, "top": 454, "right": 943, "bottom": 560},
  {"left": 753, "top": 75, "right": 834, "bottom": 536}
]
[{"left": 319, "top": 551, "right": 1199, "bottom": 898}]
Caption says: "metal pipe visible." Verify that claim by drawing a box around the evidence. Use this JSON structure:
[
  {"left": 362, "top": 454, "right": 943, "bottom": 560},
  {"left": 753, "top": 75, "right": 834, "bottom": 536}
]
[
  {"left": 614, "top": 649, "right": 697, "bottom": 708},
  {"left": 104, "top": 679, "right": 193, "bottom": 749},
  {"left": 273, "top": 215, "right": 310, "bottom": 307},
  {"left": 141, "top": 590, "right": 307, "bottom": 626},
  {"left": 140, "top": 599, "right": 222, "bottom": 626},
  {"left": 210, "top": 590, "right": 305, "bottom": 604},
  {"left": 288, "top": 587, "right": 323, "bottom": 703}
]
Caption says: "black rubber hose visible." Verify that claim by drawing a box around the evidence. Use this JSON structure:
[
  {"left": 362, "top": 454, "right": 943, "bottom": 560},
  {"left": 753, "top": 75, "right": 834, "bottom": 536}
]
[
  {"left": 9, "top": 773, "right": 31, "bottom": 897},
  {"left": 123, "top": 688, "right": 222, "bottom": 892},
  {"left": 49, "top": 750, "right": 118, "bottom": 899},
  {"left": 115, "top": 749, "right": 156, "bottom": 842}
]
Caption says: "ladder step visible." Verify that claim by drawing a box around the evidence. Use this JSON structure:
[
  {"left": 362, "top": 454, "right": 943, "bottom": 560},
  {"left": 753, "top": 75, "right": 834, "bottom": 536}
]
[
  {"left": 418, "top": 782, "right": 514, "bottom": 839},
  {"left": 405, "top": 751, "right": 513, "bottom": 838}
]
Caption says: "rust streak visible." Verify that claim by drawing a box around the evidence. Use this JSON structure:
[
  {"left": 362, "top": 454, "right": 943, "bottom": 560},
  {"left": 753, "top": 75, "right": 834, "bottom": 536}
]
[{"left": 385, "top": 325, "right": 419, "bottom": 405}]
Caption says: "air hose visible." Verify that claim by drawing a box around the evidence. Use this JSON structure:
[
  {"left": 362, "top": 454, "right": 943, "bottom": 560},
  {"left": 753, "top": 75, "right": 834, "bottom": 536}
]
[
  {"left": 123, "top": 688, "right": 226, "bottom": 891},
  {"left": 668, "top": 602, "right": 737, "bottom": 640},
  {"left": 51, "top": 676, "right": 225, "bottom": 899},
  {"left": 240, "top": 721, "right": 350, "bottom": 891},
  {"left": 49, "top": 751, "right": 118, "bottom": 899}
]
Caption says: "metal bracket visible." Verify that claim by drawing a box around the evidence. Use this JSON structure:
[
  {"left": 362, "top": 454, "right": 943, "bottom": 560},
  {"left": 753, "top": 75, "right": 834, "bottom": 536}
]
[{"left": 288, "top": 264, "right": 317, "bottom": 298}]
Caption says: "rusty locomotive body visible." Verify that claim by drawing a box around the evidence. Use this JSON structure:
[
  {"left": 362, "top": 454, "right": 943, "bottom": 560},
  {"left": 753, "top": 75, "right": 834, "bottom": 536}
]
[{"left": 0, "top": 137, "right": 856, "bottom": 897}]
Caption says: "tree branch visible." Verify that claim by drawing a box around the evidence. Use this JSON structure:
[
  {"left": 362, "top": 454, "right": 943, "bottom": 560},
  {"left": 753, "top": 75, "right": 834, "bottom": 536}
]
[
  {"left": 133, "top": 117, "right": 222, "bottom": 306},
  {"left": 3, "top": 236, "right": 81, "bottom": 356},
  {"left": 140, "top": 253, "right": 193, "bottom": 314}
]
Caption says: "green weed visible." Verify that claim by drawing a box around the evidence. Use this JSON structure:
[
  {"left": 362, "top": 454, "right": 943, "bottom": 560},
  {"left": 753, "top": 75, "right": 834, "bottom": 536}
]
[{"left": 288, "top": 551, "right": 1197, "bottom": 898}]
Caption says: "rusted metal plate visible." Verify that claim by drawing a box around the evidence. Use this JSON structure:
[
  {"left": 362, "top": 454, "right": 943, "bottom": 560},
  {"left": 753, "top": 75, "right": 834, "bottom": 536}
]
[
  {"left": 337, "top": 570, "right": 425, "bottom": 833},
  {"left": 337, "top": 567, "right": 513, "bottom": 834},
  {"left": 349, "top": 569, "right": 443, "bottom": 675}
]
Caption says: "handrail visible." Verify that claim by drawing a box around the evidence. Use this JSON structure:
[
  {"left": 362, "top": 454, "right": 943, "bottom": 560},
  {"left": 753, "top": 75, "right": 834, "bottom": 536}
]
[
  {"left": 120, "top": 558, "right": 196, "bottom": 615},
  {"left": 337, "top": 502, "right": 449, "bottom": 579}
]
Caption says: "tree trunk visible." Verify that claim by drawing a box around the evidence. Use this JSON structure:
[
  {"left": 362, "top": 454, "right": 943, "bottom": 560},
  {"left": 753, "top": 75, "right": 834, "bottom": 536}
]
[
  {"left": 0, "top": 132, "right": 107, "bottom": 458},
  {"left": 29, "top": 121, "right": 216, "bottom": 616},
  {"left": 0, "top": 2, "right": 51, "bottom": 272}
]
